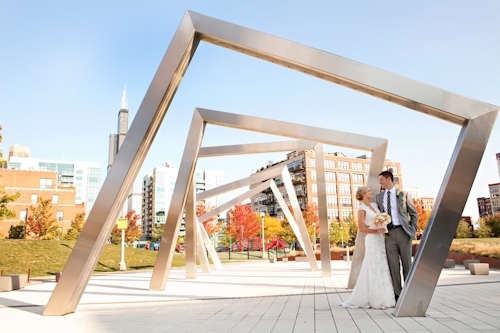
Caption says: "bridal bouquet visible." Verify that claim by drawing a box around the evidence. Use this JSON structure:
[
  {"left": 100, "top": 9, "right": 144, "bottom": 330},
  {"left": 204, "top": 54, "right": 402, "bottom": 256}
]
[{"left": 373, "top": 213, "right": 391, "bottom": 229}]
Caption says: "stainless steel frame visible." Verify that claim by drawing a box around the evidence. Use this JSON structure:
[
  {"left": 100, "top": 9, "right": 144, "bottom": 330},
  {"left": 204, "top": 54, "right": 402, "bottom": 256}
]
[{"left": 44, "top": 11, "right": 498, "bottom": 317}]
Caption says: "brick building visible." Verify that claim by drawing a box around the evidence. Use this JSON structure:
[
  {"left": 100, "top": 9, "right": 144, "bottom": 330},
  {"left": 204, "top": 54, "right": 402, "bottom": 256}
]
[
  {"left": 477, "top": 197, "right": 492, "bottom": 218},
  {"left": 0, "top": 169, "right": 85, "bottom": 235},
  {"left": 251, "top": 150, "right": 402, "bottom": 221},
  {"left": 421, "top": 197, "right": 434, "bottom": 211},
  {"left": 489, "top": 183, "right": 500, "bottom": 217}
]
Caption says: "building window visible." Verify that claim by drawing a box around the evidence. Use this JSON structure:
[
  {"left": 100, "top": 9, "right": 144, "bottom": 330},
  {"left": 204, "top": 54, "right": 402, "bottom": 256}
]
[
  {"left": 341, "top": 210, "right": 352, "bottom": 220},
  {"left": 365, "top": 164, "right": 370, "bottom": 171},
  {"left": 340, "top": 185, "right": 351, "bottom": 195},
  {"left": 339, "top": 173, "right": 350, "bottom": 182},
  {"left": 324, "top": 160, "right": 335, "bottom": 169},
  {"left": 492, "top": 193, "right": 499, "bottom": 198},
  {"left": 491, "top": 186, "right": 499, "bottom": 192},
  {"left": 312, "top": 184, "right": 317, "bottom": 193},
  {"left": 352, "top": 174, "right": 363, "bottom": 183},
  {"left": 312, "top": 197, "right": 318, "bottom": 205},
  {"left": 394, "top": 177, "right": 400, "bottom": 185},
  {"left": 341, "top": 198, "right": 352, "bottom": 207},
  {"left": 254, "top": 197, "right": 259, "bottom": 205},
  {"left": 76, "top": 170, "right": 83, "bottom": 174},
  {"left": 326, "top": 184, "right": 336, "bottom": 194},
  {"left": 310, "top": 159, "right": 316, "bottom": 167},
  {"left": 311, "top": 170, "right": 316, "bottom": 180},
  {"left": 52, "top": 195, "right": 59, "bottom": 205},
  {"left": 325, "top": 171, "right": 336, "bottom": 181},
  {"left": 20, "top": 210, "right": 27, "bottom": 221},
  {"left": 31, "top": 194, "right": 38, "bottom": 205},
  {"left": 338, "top": 161, "right": 349, "bottom": 169},
  {"left": 352, "top": 162, "right": 362, "bottom": 170},
  {"left": 57, "top": 211, "right": 64, "bottom": 222},
  {"left": 327, "top": 196, "right": 337, "bottom": 207},
  {"left": 40, "top": 178, "right": 53, "bottom": 189},
  {"left": 9, "top": 162, "right": 22, "bottom": 170},
  {"left": 390, "top": 166, "right": 398, "bottom": 173},
  {"left": 295, "top": 185, "right": 303, "bottom": 196},
  {"left": 327, "top": 209, "right": 339, "bottom": 221}
]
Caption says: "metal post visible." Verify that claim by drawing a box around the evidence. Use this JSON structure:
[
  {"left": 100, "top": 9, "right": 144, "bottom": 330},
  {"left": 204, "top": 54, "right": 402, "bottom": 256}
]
[
  {"left": 312, "top": 222, "right": 316, "bottom": 251},
  {"left": 229, "top": 237, "right": 231, "bottom": 260},
  {"left": 119, "top": 228, "right": 126, "bottom": 271},
  {"left": 261, "top": 212, "right": 265, "bottom": 258},
  {"left": 247, "top": 238, "right": 250, "bottom": 260}
]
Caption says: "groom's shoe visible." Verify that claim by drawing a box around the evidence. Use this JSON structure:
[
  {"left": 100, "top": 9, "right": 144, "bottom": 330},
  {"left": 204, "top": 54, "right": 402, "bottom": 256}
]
[{"left": 395, "top": 294, "right": 399, "bottom": 303}]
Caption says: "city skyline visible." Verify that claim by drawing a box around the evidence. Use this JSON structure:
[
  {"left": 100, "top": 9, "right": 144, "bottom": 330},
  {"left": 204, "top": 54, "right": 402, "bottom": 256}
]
[{"left": 1, "top": 1, "right": 499, "bottom": 221}]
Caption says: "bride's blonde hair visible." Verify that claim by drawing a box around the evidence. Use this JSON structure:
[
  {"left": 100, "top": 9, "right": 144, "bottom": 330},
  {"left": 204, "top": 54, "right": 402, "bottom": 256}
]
[{"left": 355, "top": 186, "right": 370, "bottom": 201}]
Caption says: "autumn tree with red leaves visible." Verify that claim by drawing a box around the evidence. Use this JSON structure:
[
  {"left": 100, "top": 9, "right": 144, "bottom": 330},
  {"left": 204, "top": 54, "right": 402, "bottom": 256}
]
[
  {"left": 25, "top": 198, "right": 61, "bottom": 240},
  {"left": 197, "top": 201, "right": 221, "bottom": 237},
  {"left": 226, "top": 204, "right": 260, "bottom": 245},
  {"left": 110, "top": 210, "right": 142, "bottom": 245}
]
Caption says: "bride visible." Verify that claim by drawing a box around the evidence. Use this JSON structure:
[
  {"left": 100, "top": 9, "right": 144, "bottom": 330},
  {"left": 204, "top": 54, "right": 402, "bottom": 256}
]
[{"left": 341, "top": 186, "right": 395, "bottom": 309}]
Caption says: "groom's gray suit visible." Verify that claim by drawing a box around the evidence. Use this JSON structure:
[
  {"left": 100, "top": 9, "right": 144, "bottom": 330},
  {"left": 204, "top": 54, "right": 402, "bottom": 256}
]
[{"left": 376, "top": 189, "right": 418, "bottom": 299}]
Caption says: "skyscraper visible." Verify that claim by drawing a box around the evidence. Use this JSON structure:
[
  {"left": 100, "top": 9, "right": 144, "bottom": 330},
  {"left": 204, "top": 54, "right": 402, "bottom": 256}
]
[
  {"left": 108, "top": 86, "right": 129, "bottom": 171},
  {"left": 496, "top": 153, "right": 500, "bottom": 181}
]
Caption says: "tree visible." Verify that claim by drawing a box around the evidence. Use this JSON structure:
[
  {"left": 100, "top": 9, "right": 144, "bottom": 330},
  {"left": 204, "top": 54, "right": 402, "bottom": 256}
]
[
  {"left": 64, "top": 212, "right": 86, "bottom": 240},
  {"left": 110, "top": 210, "right": 142, "bottom": 245},
  {"left": 218, "top": 226, "right": 231, "bottom": 248},
  {"left": 484, "top": 215, "right": 500, "bottom": 237},
  {"left": 455, "top": 219, "right": 472, "bottom": 238},
  {"left": 25, "top": 198, "right": 61, "bottom": 240},
  {"left": 226, "top": 204, "right": 260, "bottom": 243},
  {"left": 8, "top": 222, "right": 25, "bottom": 239},
  {"left": 151, "top": 222, "right": 164, "bottom": 243},
  {"left": 257, "top": 214, "right": 284, "bottom": 238},
  {"left": 329, "top": 221, "right": 351, "bottom": 245},
  {"left": 197, "top": 201, "right": 221, "bottom": 237},
  {"left": 475, "top": 217, "right": 492, "bottom": 238},
  {"left": 413, "top": 198, "right": 430, "bottom": 235},
  {"left": 343, "top": 214, "right": 358, "bottom": 242},
  {"left": 0, "top": 125, "right": 21, "bottom": 221}
]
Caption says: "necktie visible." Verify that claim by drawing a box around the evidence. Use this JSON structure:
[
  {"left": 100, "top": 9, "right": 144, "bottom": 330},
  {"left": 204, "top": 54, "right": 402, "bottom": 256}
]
[{"left": 387, "top": 190, "right": 393, "bottom": 228}]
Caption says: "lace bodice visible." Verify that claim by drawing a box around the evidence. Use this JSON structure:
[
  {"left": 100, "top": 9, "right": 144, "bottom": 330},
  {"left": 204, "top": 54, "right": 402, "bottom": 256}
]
[{"left": 358, "top": 203, "right": 380, "bottom": 230}]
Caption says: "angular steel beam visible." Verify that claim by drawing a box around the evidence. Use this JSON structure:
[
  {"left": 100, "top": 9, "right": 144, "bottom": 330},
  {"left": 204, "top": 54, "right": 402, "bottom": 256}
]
[
  {"left": 197, "top": 220, "right": 220, "bottom": 271},
  {"left": 44, "top": 11, "right": 498, "bottom": 316},
  {"left": 198, "top": 140, "right": 318, "bottom": 158},
  {"left": 314, "top": 144, "right": 330, "bottom": 277},
  {"left": 185, "top": 179, "right": 197, "bottom": 279}
]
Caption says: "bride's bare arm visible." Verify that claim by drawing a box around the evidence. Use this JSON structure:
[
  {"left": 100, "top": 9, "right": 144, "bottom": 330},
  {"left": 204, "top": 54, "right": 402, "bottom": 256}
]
[{"left": 358, "top": 210, "right": 385, "bottom": 234}]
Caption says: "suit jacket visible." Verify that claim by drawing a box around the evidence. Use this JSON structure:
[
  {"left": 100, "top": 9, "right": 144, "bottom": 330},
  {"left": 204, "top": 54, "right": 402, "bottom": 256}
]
[{"left": 376, "top": 189, "right": 418, "bottom": 239}]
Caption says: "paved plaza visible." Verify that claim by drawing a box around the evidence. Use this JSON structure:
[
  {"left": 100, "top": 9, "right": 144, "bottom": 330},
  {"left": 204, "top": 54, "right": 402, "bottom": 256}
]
[{"left": 1, "top": 260, "right": 500, "bottom": 332}]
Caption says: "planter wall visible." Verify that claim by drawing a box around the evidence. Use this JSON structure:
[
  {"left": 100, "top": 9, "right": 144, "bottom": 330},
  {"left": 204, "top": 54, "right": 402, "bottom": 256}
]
[
  {"left": 278, "top": 250, "right": 350, "bottom": 261},
  {"left": 412, "top": 244, "right": 500, "bottom": 269}
]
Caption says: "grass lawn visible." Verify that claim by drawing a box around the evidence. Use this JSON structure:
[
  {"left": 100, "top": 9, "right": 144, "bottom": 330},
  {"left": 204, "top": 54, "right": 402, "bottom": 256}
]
[
  {"left": 413, "top": 238, "right": 500, "bottom": 259},
  {"left": 1, "top": 239, "right": 183, "bottom": 277}
]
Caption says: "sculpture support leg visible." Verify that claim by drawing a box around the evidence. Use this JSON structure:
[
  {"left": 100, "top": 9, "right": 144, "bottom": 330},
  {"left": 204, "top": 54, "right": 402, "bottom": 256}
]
[
  {"left": 149, "top": 110, "right": 205, "bottom": 291},
  {"left": 394, "top": 110, "right": 499, "bottom": 317},
  {"left": 198, "top": 221, "right": 223, "bottom": 270},
  {"left": 315, "top": 144, "right": 331, "bottom": 277},
  {"left": 196, "top": 222, "right": 211, "bottom": 273},
  {"left": 185, "top": 179, "right": 197, "bottom": 279},
  {"left": 347, "top": 140, "right": 387, "bottom": 289}
]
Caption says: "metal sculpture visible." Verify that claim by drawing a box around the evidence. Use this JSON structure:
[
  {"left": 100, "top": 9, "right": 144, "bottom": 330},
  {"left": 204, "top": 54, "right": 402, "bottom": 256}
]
[{"left": 43, "top": 11, "right": 498, "bottom": 317}]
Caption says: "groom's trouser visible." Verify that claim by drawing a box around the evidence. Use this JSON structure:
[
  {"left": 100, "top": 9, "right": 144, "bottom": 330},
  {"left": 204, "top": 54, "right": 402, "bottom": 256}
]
[{"left": 385, "top": 227, "right": 412, "bottom": 298}]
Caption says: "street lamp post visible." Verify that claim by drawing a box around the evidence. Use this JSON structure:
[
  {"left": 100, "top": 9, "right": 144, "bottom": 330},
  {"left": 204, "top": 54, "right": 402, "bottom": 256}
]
[
  {"left": 312, "top": 222, "right": 316, "bottom": 251},
  {"left": 261, "top": 212, "right": 266, "bottom": 258}
]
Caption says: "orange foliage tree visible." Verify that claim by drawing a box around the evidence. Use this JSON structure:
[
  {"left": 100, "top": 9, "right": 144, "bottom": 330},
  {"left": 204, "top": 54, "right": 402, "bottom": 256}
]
[
  {"left": 197, "top": 201, "right": 221, "bottom": 237},
  {"left": 25, "top": 198, "right": 61, "bottom": 240},
  {"left": 226, "top": 203, "right": 260, "bottom": 247},
  {"left": 280, "top": 203, "right": 319, "bottom": 243},
  {"left": 110, "top": 210, "right": 142, "bottom": 245},
  {"left": 413, "top": 198, "right": 430, "bottom": 235}
]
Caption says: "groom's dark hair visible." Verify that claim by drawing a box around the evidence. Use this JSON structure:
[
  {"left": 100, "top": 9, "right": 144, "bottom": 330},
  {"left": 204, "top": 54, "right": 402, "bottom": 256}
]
[{"left": 379, "top": 171, "right": 394, "bottom": 182}]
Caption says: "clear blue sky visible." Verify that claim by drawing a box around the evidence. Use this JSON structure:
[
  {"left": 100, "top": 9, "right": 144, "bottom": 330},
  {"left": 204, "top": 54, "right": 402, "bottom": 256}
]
[{"left": 1, "top": 1, "right": 499, "bottom": 221}]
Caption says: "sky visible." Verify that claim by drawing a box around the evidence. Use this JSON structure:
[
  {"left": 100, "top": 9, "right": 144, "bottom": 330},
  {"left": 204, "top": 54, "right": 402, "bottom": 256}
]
[{"left": 1, "top": 1, "right": 499, "bottom": 221}]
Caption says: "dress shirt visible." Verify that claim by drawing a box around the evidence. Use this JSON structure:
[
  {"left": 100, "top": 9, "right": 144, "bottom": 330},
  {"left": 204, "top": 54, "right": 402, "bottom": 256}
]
[{"left": 383, "top": 187, "right": 401, "bottom": 226}]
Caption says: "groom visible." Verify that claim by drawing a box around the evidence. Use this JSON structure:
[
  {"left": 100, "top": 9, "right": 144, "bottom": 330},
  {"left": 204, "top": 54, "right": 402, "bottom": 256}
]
[{"left": 376, "top": 171, "right": 418, "bottom": 302}]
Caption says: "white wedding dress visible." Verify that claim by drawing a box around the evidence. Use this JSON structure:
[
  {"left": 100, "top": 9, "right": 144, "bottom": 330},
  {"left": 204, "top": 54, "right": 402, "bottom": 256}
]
[{"left": 341, "top": 203, "right": 395, "bottom": 309}]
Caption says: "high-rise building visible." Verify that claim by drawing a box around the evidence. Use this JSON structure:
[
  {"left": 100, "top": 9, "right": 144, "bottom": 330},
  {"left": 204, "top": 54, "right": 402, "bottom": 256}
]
[
  {"left": 127, "top": 192, "right": 142, "bottom": 226},
  {"left": 141, "top": 163, "right": 226, "bottom": 240},
  {"left": 497, "top": 153, "right": 500, "bottom": 181},
  {"left": 250, "top": 150, "right": 402, "bottom": 221},
  {"left": 404, "top": 187, "right": 420, "bottom": 201},
  {"left": 7, "top": 155, "right": 100, "bottom": 217},
  {"left": 0, "top": 169, "right": 86, "bottom": 234},
  {"left": 477, "top": 197, "right": 492, "bottom": 218},
  {"left": 421, "top": 197, "right": 434, "bottom": 211},
  {"left": 108, "top": 86, "right": 129, "bottom": 171},
  {"left": 9, "top": 144, "right": 30, "bottom": 158},
  {"left": 488, "top": 183, "right": 500, "bottom": 217}
]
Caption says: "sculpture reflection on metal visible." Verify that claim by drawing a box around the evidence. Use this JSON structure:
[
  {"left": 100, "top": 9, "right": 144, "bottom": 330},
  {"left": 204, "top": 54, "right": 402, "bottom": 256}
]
[{"left": 43, "top": 11, "right": 498, "bottom": 317}]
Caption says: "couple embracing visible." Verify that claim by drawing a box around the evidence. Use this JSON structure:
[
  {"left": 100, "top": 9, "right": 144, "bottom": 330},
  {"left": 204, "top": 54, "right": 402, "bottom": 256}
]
[{"left": 342, "top": 171, "right": 418, "bottom": 309}]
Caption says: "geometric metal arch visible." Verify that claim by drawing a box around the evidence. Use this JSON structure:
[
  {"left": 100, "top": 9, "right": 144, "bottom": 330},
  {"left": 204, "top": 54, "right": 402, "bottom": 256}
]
[
  {"left": 43, "top": 11, "right": 498, "bottom": 317},
  {"left": 148, "top": 109, "right": 388, "bottom": 292}
]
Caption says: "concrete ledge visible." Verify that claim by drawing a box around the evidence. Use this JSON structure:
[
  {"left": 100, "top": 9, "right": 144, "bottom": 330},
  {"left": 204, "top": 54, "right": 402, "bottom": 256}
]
[
  {"left": 463, "top": 259, "right": 480, "bottom": 269},
  {"left": 269, "top": 258, "right": 276, "bottom": 263},
  {"left": 282, "top": 258, "right": 288, "bottom": 263},
  {"left": 55, "top": 272, "right": 62, "bottom": 282},
  {"left": 295, "top": 257, "right": 308, "bottom": 262},
  {"left": 4, "top": 274, "right": 27, "bottom": 290},
  {"left": 0, "top": 276, "right": 13, "bottom": 292},
  {"left": 443, "top": 259, "right": 455, "bottom": 268},
  {"left": 470, "top": 263, "right": 489, "bottom": 275}
]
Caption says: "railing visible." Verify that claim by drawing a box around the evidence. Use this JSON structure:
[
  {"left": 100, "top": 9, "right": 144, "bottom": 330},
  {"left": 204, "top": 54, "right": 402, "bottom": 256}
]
[
  {"left": 292, "top": 177, "right": 306, "bottom": 185},
  {"left": 262, "top": 198, "right": 276, "bottom": 205},
  {"left": 262, "top": 188, "right": 273, "bottom": 194},
  {"left": 288, "top": 163, "right": 305, "bottom": 172}
]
